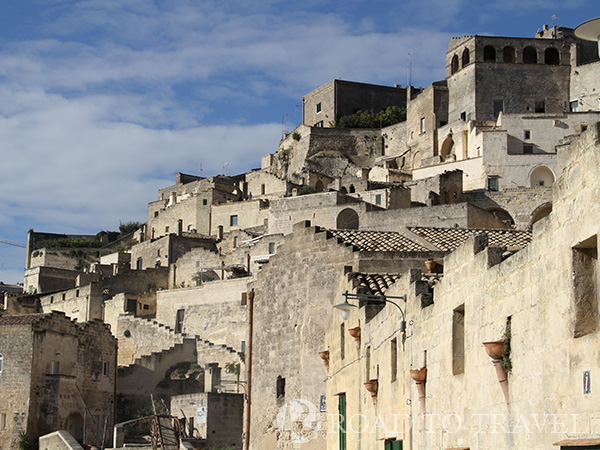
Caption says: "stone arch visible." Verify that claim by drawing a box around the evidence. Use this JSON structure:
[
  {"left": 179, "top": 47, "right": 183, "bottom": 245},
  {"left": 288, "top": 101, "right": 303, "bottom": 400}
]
[
  {"left": 486, "top": 207, "right": 515, "bottom": 227},
  {"left": 315, "top": 179, "right": 324, "bottom": 192},
  {"left": 483, "top": 45, "right": 496, "bottom": 62},
  {"left": 412, "top": 151, "right": 422, "bottom": 169},
  {"left": 336, "top": 208, "right": 359, "bottom": 230},
  {"left": 530, "top": 166, "right": 555, "bottom": 187},
  {"left": 339, "top": 186, "right": 348, "bottom": 194},
  {"left": 451, "top": 54, "right": 459, "bottom": 74},
  {"left": 523, "top": 46, "right": 537, "bottom": 64},
  {"left": 544, "top": 47, "right": 560, "bottom": 65},
  {"left": 440, "top": 137, "right": 455, "bottom": 161},
  {"left": 65, "top": 412, "right": 84, "bottom": 442},
  {"left": 462, "top": 48, "right": 470, "bottom": 67},
  {"left": 503, "top": 46, "right": 516, "bottom": 63},
  {"left": 529, "top": 202, "right": 553, "bottom": 227}
]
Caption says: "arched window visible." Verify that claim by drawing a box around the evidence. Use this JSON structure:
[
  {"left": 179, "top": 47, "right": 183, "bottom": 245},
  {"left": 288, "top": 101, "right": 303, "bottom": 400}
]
[
  {"left": 315, "top": 180, "right": 324, "bottom": 192},
  {"left": 503, "top": 46, "right": 515, "bottom": 63},
  {"left": 451, "top": 55, "right": 459, "bottom": 74},
  {"left": 523, "top": 46, "right": 537, "bottom": 64},
  {"left": 529, "top": 203, "right": 552, "bottom": 227},
  {"left": 530, "top": 166, "right": 555, "bottom": 187},
  {"left": 336, "top": 208, "right": 359, "bottom": 230},
  {"left": 544, "top": 47, "right": 560, "bottom": 65},
  {"left": 483, "top": 45, "right": 496, "bottom": 62},
  {"left": 440, "top": 137, "right": 455, "bottom": 161},
  {"left": 461, "top": 48, "right": 470, "bottom": 67}
]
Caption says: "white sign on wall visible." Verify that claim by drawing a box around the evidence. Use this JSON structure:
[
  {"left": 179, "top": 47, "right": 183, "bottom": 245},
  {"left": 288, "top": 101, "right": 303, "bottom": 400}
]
[{"left": 197, "top": 407, "right": 207, "bottom": 424}]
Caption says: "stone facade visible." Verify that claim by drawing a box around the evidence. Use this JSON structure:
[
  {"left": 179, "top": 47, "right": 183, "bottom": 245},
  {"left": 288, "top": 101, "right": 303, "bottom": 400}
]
[
  {"left": 323, "top": 123, "right": 600, "bottom": 450},
  {"left": 0, "top": 312, "right": 116, "bottom": 449}
]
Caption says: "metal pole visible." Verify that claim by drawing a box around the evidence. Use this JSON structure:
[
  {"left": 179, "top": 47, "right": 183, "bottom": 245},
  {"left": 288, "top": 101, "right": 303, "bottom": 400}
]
[{"left": 243, "top": 289, "right": 254, "bottom": 450}]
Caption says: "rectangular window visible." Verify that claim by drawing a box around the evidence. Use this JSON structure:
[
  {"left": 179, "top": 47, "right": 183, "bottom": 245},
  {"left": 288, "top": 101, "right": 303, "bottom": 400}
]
[
  {"left": 165, "top": 226, "right": 169, "bottom": 233},
  {"left": 0, "top": 354, "right": 3, "bottom": 373},
  {"left": 391, "top": 338, "right": 398, "bottom": 382},
  {"left": 241, "top": 341, "right": 246, "bottom": 355},
  {"left": 338, "top": 394, "right": 347, "bottom": 450},
  {"left": 261, "top": 184, "right": 266, "bottom": 195},
  {"left": 230, "top": 215, "right": 238, "bottom": 226},
  {"left": 340, "top": 323, "right": 345, "bottom": 360},
  {"left": 93, "top": 415, "right": 101, "bottom": 436},
  {"left": 0, "top": 413, "right": 6, "bottom": 429},
  {"left": 385, "top": 439, "right": 402, "bottom": 450},
  {"left": 51, "top": 361, "right": 59, "bottom": 375},
  {"left": 315, "top": 121, "right": 324, "bottom": 128},
  {"left": 375, "top": 194, "right": 382, "bottom": 206},
  {"left": 103, "top": 362, "right": 110, "bottom": 377},
  {"left": 136, "top": 257, "right": 143, "bottom": 270},
  {"left": 570, "top": 100, "right": 579, "bottom": 112},
  {"left": 316, "top": 102, "right": 322, "bottom": 113},
  {"left": 420, "top": 117, "right": 426, "bottom": 133},
  {"left": 488, "top": 177, "right": 499, "bottom": 192},
  {"left": 535, "top": 100, "right": 546, "bottom": 113},
  {"left": 269, "top": 242, "right": 276, "bottom": 254},
  {"left": 365, "top": 346, "right": 371, "bottom": 380},
  {"left": 524, "top": 130, "right": 531, "bottom": 140},
  {"left": 493, "top": 100, "right": 504, "bottom": 119},
  {"left": 175, "top": 309, "right": 185, "bottom": 333},
  {"left": 154, "top": 211, "right": 159, "bottom": 218},
  {"left": 203, "top": 199, "right": 208, "bottom": 206},
  {"left": 452, "top": 304, "right": 465, "bottom": 375},
  {"left": 573, "top": 236, "right": 598, "bottom": 338},
  {"left": 523, "top": 144, "right": 534, "bottom": 154},
  {"left": 61, "top": 293, "right": 66, "bottom": 301},
  {"left": 233, "top": 236, "right": 239, "bottom": 248},
  {"left": 460, "top": 111, "right": 466, "bottom": 121}
]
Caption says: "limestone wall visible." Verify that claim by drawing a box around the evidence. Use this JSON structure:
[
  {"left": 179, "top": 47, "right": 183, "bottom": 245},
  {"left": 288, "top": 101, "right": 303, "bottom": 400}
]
[
  {"left": 210, "top": 199, "right": 269, "bottom": 236},
  {"left": 570, "top": 60, "right": 600, "bottom": 112}
]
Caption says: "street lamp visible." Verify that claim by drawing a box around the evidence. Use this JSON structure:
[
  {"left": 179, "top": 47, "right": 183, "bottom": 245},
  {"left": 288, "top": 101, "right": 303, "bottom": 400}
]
[{"left": 334, "top": 290, "right": 408, "bottom": 336}]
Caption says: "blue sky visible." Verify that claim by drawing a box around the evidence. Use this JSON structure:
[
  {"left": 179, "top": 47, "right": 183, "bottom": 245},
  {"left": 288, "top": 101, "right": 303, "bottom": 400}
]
[{"left": 0, "top": 0, "right": 597, "bottom": 284}]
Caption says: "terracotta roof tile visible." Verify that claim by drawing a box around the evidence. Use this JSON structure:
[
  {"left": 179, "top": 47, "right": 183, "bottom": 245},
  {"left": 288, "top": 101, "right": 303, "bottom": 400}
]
[
  {"left": 407, "top": 226, "right": 532, "bottom": 252},
  {"left": 352, "top": 273, "right": 400, "bottom": 296},
  {"left": 327, "top": 229, "right": 428, "bottom": 252}
]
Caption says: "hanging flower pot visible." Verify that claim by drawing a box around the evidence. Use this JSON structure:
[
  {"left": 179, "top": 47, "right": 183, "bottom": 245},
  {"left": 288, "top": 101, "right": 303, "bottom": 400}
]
[
  {"left": 348, "top": 327, "right": 361, "bottom": 356},
  {"left": 483, "top": 340, "right": 509, "bottom": 404},
  {"left": 319, "top": 350, "right": 330, "bottom": 369},
  {"left": 410, "top": 367, "right": 427, "bottom": 413},
  {"left": 425, "top": 259, "right": 437, "bottom": 274},
  {"left": 364, "top": 379, "right": 378, "bottom": 404}
]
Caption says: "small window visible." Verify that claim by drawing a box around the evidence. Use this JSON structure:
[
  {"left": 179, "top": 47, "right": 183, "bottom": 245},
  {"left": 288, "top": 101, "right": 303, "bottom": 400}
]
[
  {"left": 316, "top": 102, "right": 322, "bottom": 113},
  {"left": 203, "top": 199, "right": 208, "bottom": 206},
  {"left": 233, "top": 236, "right": 239, "bottom": 248},
  {"left": 365, "top": 346, "right": 371, "bottom": 380},
  {"left": 524, "top": 130, "right": 531, "bottom": 140},
  {"left": 76, "top": 289, "right": 80, "bottom": 297},
  {"left": 384, "top": 439, "right": 402, "bottom": 450},
  {"left": 420, "top": 117, "right": 426, "bottom": 134},
  {"left": 451, "top": 54, "right": 459, "bottom": 74},
  {"left": 165, "top": 226, "right": 170, "bottom": 233},
  {"left": 488, "top": 177, "right": 499, "bottom": 192},
  {"left": 493, "top": 100, "right": 504, "bottom": 119},
  {"left": 136, "top": 257, "right": 143, "bottom": 270},
  {"left": 462, "top": 48, "right": 470, "bottom": 67},
  {"left": 340, "top": 323, "right": 345, "bottom": 360},
  {"left": 375, "top": 194, "right": 382, "bottom": 206},
  {"left": 523, "top": 144, "right": 534, "bottom": 154},
  {"left": 410, "top": 131, "right": 414, "bottom": 139},
  {"left": 535, "top": 100, "right": 546, "bottom": 113},
  {"left": 230, "top": 215, "right": 238, "bottom": 226},
  {"left": 460, "top": 112, "right": 466, "bottom": 121},
  {"left": 103, "top": 362, "right": 110, "bottom": 377},
  {"left": 154, "top": 211, "right": 158, "bottom": 218},
  {"left": 241, "top": 341, "right": 246, "bottom": 355},
  {"left": 0, "top": 354, "right": 3, "bottom": 373},
  {"left": 0, "top": 412, "right": 6, "bottom": 429},
  {"left": 276, "top": 375, "right": 286, "bottom": 398},
  {"left": 391, "top": 338, "right": 397, "bottom": 382},
  {"left": 570, "top": 101, "right": 580, "bottom": 112},
  {"left": 314, "top": 121, "right": 324, "bottom": 128},
  {"left": 143, "top": 304, "right": 149, "bottom": 310},
  {"left": 261, "top": 184, "right": 266, "bottom": 195},
  {"left": 582, "top": 124, "right": 588, "bottom": 132},
  {"left": 269, "top": 242, "right": 276, "bottom": 254},
  {"left": 51, "top": 361, "right": 60, "bottom": 375},
  {"left": 50, "top": 296, "right": 54, "bottom": 304},
  {"left": 483, "top": 45, "right": 496, "bottom": 62},
  {"left": 62, "top": 293, "right": 66, "bottom": 301}
]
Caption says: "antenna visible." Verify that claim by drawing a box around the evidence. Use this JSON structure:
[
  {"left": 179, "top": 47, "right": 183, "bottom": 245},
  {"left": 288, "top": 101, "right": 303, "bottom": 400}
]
[{"left": 407, "top": 52, "right": 412, "bottom": 88}]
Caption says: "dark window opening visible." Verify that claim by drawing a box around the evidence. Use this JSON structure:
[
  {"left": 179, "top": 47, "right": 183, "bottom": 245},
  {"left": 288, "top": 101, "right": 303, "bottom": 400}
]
[
  {"left": 340, "top": 323, "right": 345, "bottom": 360},
  {"left": 524, "top": 130, "right": 531, "bottom": 140},
  {"left": 535, "top": 101, "right": 546, "bottom": 113},
  {"left": 384, "top": 439, "right": 403, "bottom": 450},
  {"left": 488, "top": 177, "right": 499, "bottom": 192},
  {"left": 276, "top": 375, "right": 286, "bottom": 398},
  {"left": 503, "top": 46, "right": 516, "bottom": 63},
  {"left": 391, "top": 338, "right": 398, "bottom": 382},
  {"left": 154, "top": 211, "right": 159, "bottom": 218},
  {"left": 523, "top": 144, "right": 534, "bottom": 154},
  {"left": 523, "top": 46, "right": 537, "bottom": 64},
  {"left": 460, "top": 112, "right": 466, "bottom": 121},
  {"left": 462, "top": 48, "right": 470, "bottom": 67},
  {"left": 545, "top": 47, "right": 560, "bottom": 65},
  {"left": 483, "top": 45, "right": 496, "bottom": 62},
  {"left": 316, "top": 102, "right": 322, "bottom": 113},
  {"left": 573, "top": 236, "right": 598, "bottom": 338},
  {"left": 493, "top": 100, "right": 504, "bottom": 119},
  {"left": 230, "top": 215, "right": 238, "bottom": 226},
  {"left": 136, "top": 257, "right": 143, "bottom": 270},
  {"left": 203, "top": 199, "right": 208, "bottom": 206},
  {"left": 175, "top": 308, "right": 185, "bottom": 333},
  {"left": 451, "top": 55, "right": 459, "bottom": 74}
]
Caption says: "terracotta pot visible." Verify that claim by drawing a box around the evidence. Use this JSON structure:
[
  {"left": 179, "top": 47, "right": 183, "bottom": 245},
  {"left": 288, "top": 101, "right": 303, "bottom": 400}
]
[
  {"left": 319, "top": 351, "right": 330, "bottom": 369},
  {"left": 364, "top": 379, "right": 378, "bottom": 394},
  {"left": 348, "top": 327, "right": 361, "bottom": 338},
  {"left": 410, "top": 367, "right": 427, "bottom": 382},
  {"left": 425, "top": 259, "right": 437, "bottom": 273},
  {"left": 483, "top": 340, "right": 506, "bottom": 360}
]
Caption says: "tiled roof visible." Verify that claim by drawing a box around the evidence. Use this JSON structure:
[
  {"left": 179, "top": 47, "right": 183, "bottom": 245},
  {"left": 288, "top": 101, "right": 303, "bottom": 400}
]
[
  {"left": 407, "top": 226, "right": 532, "bottom": 252},
  {"left": 352, "top": 273, "right": 400, "bottom": 296},
  {"left": 327, "top": 229, "right": 429, "bottom": 252},
  {"left": 0, "top": 313, "right": 52, "bottom": 326}
]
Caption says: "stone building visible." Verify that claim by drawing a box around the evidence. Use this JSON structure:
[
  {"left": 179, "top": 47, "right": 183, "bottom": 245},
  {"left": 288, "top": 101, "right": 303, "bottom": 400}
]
[
  {"left": 0, "top": 312, "right": 117, "bottom": 449},
  {"left": 323, "top": 123, "right": 600, "bottom": 450},
  {"left": 303, "top": 80, "right": 407, "bottom": 128}
]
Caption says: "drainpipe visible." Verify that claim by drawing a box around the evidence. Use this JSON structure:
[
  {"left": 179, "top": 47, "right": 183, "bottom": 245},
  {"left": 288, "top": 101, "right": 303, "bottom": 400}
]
[{"left": 243, "top": 289, "right": 254, "bottom": 450}]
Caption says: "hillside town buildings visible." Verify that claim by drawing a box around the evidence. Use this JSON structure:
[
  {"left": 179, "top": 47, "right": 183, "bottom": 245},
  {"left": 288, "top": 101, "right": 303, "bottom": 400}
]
[{"left": 1, "top": 17, "right": 600, "bottom": 450}]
